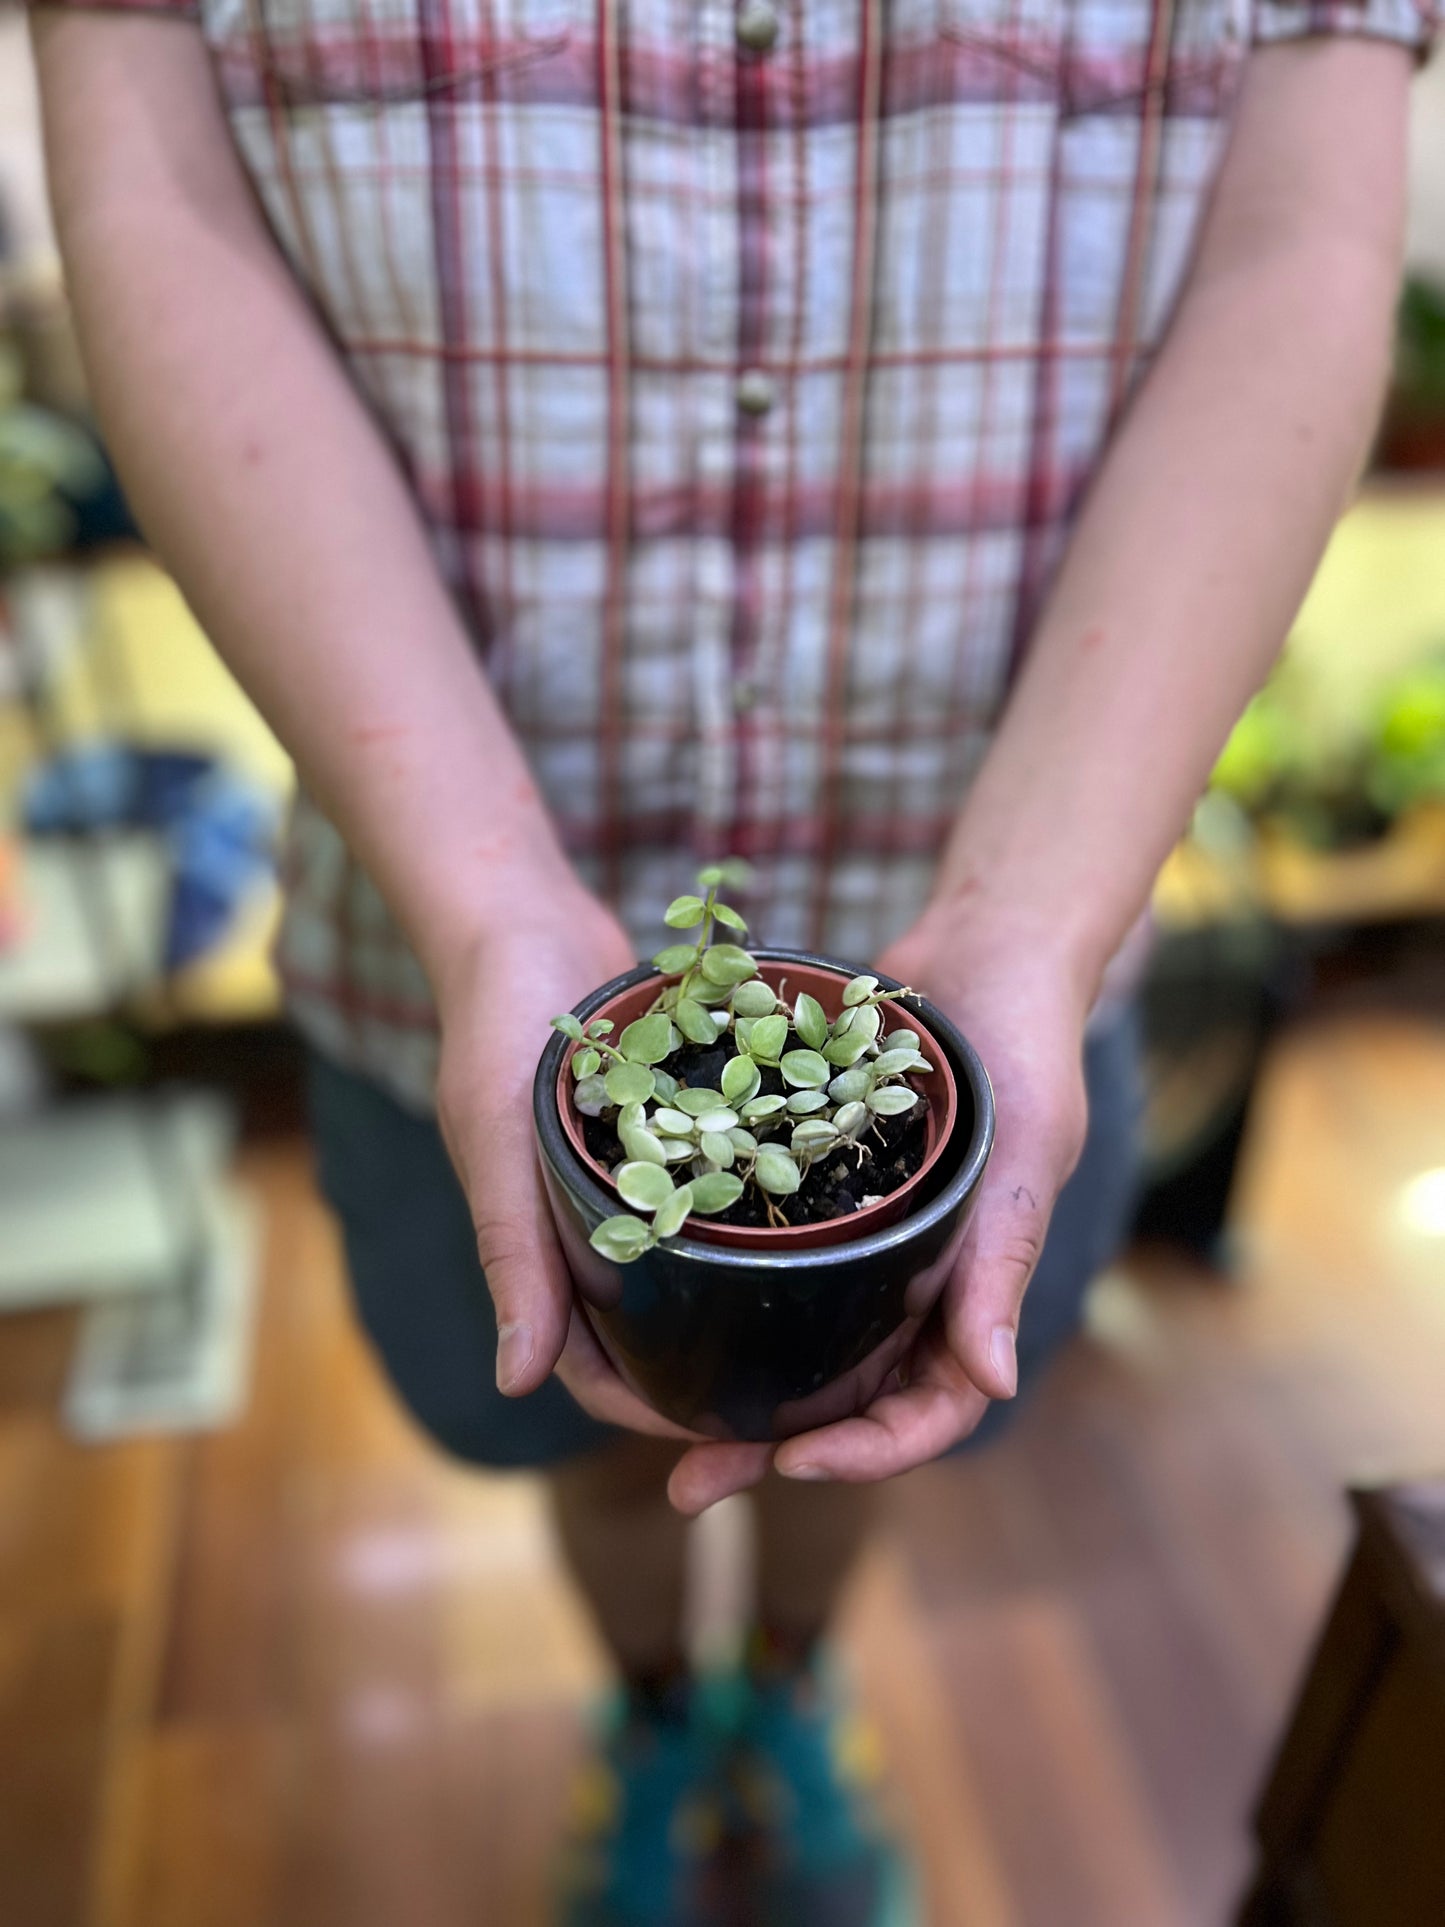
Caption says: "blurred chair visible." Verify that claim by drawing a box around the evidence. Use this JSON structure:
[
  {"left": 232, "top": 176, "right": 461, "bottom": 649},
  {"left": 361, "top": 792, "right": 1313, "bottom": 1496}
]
[{"left": 1239, "top": 1480, "right": 1445, "bottom": 1926}]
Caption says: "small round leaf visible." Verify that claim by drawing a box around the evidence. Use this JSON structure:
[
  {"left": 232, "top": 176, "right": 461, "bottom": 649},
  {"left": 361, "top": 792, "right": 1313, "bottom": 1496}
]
[
  {"left": 675, "top": 997, "right": 719, "bottom": 1046},
  {"left": 589, "top": 1216, "right": 653, "bottom": 1263},
  {"left": 721, "top": 1056, "right": 762, "bottom": 1106},
  {"left": 572, "top": 1048, "right": 601, "bottom": 1080},
  {"left": 652, "top": 1184, "right": 695, "bottom": 1241},
  {"left": 867, "top": 1087, "right": 919, "bottom": 1116},
  {"left": 616, "top": 1161, "right": 676, "bottom": 1211},
  {"left": 754, "top": 1147, "right": 802, "bottom": 1195},
  {"left": 619, "top": 1126, "right": 668, "bottom": 1166},
  {"left": 586, "top": 1019, "right": 615, "bottom": 1039},
  {"left": 827, "top": 1067, "right": 873, "bottom": 1105},
  {"left": 673, "top": 1087, "right": 725, "bottom": 1117},
  {"left": 652, "top": 943, "right": 698, "bottom": 974},
  {"left": 842, "top": 974, "right": 879, "bottom": 1006},
  {"left": 573, "top": 1074, "right": 610, "bottom": 1117},
  {"left": 833, "top": 1100, "right": 868, "bottom": 1139},
  {"left": 731, "top": 980, "right": 777, "bottom": 1018},
  {"left": 619, "top": 1101, "right": 647, "bottom": 1132},
  {"left": 664, "top": 894, "right": 707, "bottom": 929},
  {"left": 651, "top": 1069, "right": 680, "bottom": 1103},
  {"left": 712, "top": 903, "right": 748, "bottom": 931},
  {"left": 653, "top": 1107, "right": 698, "bottom": 1137},
  {"left": 699, "top": 1131, "right": 735, "bottom": 1169},
  {"left": 605, "top": 1060, "right": 657, "bottom": 1106},
  {"left": 740, "top": 1094, "right": 788, "bottom": 1122},
  {"left": 700, "top": 943, "right": 759, "bottom": 987},
  {"left": 619, "top": 1012, "right": 674, "bottom": 1064},
  {"left": 791, "top": 1119, "right": 839, "bottom": 1154},
  {"left": 780, "top": 1049, "right": 830, "bottom": 1089},
  {"left": 727, "top": 1127, "right": 758, "bottom": 1156},
  {"left": 747, "top": 1013, "right": 789, "bottom": 1064},
  {"left": 691, "top": 1171, "right": 744, "bottom": 1214},
  {"left": 823, "top": 1031, "right": 871, "bottom": 1068},
  {"left": 551, "top": 1013, "right": 585, "bottom": 1041},
  {"left": 663, "top": 1138, "right": 696, "bottom": 1164},
  {"left": 881, "top": 1029, "right": 920, "bottom": 1054},
  {"left": 872, "top": 1048, "right": 929, "bottom": 1080},
  {"left": 691, "top": 978, "right": 733, "bottom": 1006},
  {"left": 793, "top": 992, "right": 828, "bottom": 1051},
  {"left": 786, "top": 1089, "right": 829, "bottom": 1114}
]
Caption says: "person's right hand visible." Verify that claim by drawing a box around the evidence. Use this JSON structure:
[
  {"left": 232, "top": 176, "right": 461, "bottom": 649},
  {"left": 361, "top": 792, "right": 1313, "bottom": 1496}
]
[{"left": 431, "top": 876, "right": 702, "bottom": 1442}]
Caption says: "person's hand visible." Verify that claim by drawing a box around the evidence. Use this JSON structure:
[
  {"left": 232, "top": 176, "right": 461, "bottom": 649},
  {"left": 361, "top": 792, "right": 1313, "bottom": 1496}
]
[
  {"left": 432, "top": 877, "right": 700, "bottom": 1442},
  {"left": 665, "top": 907, "right": 1092, "bottom": 1513}
]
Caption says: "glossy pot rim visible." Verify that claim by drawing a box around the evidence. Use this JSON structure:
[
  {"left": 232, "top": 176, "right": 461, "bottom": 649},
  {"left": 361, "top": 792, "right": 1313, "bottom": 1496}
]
[{"left": 534, "top": 948, "right": 995, "bottom": 1273}]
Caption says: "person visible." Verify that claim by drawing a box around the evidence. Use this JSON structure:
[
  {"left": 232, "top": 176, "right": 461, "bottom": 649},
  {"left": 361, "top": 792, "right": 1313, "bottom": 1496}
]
[{"left": 28, "top": 1, "right": 1433, "bottom": 1918}]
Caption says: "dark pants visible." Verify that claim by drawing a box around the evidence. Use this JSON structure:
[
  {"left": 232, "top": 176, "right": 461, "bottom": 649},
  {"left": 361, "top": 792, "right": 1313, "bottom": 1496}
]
[{"left": 308, "top": 1012, "right": 1142, "bottom": 1468}]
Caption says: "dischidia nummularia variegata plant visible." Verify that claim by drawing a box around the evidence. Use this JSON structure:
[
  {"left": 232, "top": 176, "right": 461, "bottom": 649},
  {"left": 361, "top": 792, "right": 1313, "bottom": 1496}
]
[{"left": 550, "top": 863, "right": 935, "bottom": 1263}]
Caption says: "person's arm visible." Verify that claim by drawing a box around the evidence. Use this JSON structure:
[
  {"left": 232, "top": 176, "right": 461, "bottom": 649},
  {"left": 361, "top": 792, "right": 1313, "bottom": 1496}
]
[
  {"left": 31, "top": 13, "right": 670, "bottom": 1432},
  {"left": 668, "top": 36, "right": 1412, "bottom": 1508}
]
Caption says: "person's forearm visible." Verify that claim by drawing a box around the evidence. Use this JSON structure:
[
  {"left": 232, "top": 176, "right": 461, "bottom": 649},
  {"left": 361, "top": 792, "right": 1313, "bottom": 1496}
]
[
  {"left": 32, "top": 16, "right": 575, "bottom": 995},
  {"left": 926, "top": 39, "right": 1410, "bottom": 1004}
]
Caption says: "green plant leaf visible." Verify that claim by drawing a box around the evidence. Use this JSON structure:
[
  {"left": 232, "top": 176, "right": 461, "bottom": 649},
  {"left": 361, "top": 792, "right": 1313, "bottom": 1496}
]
[
  {"left": 727, "top": 1128, "right": 757, "bottom": 1155},
  {"left": 739, "top": 1094, "right": 788, "bottom": 1122},
  {"left": 700, "top": 943, "right": 759, "bottom": 987},
  {"left": 791, "top": 1119, "right": 839, "bottom": 1154},
  {"left": 867, "top": 1087, "right": 919, "bottom": 1116},
  {"left": 652, "top": 1107, "right": 698, "bottom": 1137},
  {"left": 572, "top": 1048, "right": 601, "bottom": 1079},
  {"left": 721, "top": 1055, "right": 761, "bottom": 1105},
  {"left": 605, "top": 1061, "right": 657, "bottom": 1106},
  {"left": 663, "top": 1138, "right": 696, "bottom": 1163},
  {"left": 755, "top": 1146, "right": 802, "bottom": 1195},
  {"left": 827, "top": 1067, "right": 873, "bottom": 1105},
  {"left": 651, "top": 1070, "right": 679, "bottom": 1103},
  {"left": 712, "top": 902, "right": 747, "bottom": 931},
  {"left": 842, "top": 974, "right": 879, "bottom": 1006},
  {"left": 616, "top": 1161, "right": 676, "bottom": 1211},
  {"left": 652, "top": 1184, "right": 695, "bottom": 1241},
  {"left": 823, "top": 1030, "right": 871, "bottom": 1068},
  {"left": 872, "top": 1048, "right": 931, "bottom": 1080},
  {"left": 619, "top": 1125, "right": 668, "bottom": 1166},
  {"left": 620, "top": 1012, "right": 674, "bottom": 1064},
  {"left": 652, "top": 943, "right": 698, "bottom": 974},
  {"left": 833, "top": 1001, "right": 882, "bottom": 1045},
  {"left": 551, "top": 1013, "right": 585, "bottom": 1040},
  {"left": 674, "top": 1087, "right": 728, "bottom": 1117},
  {"left": 786, "top": 1089, "right": 829, "bottom": 1114},
  {"left": 698, "top": 1130, "right": 734, "bottom": 1168},
  {"left": 731, "top": 980, "right": 777, "bottom": 1018},
  {"left": 664, "top": 894, "right": 707, "bottom": 929},
  {"left": 589, "top": 1215, "right": 653, "bottom": 1263},
  {"left": 881, "top": 1029, "right": 920, "bottom": 1054},
  {"left": 619, "top": 1101, "right": 647, "bottom": 1132},
  {"left": 747, "top": 1013, "right": 789, "bottom": 1063},
  {"left": 690, "top": 1171, "right": 744, "bottom": 1213},
  {"left": 573, "top": 1075, "right": 610, "bottom": 1116},
  {"left": 674, "top": 997, "right": 718, "bottom": 1046},
  {"left": 691, "top": 978, "right": 734, "bottom": 1006},
  {"left": 586, "top": 1018, "right": 614, "bottom": 1038},
  {"left": 793, "top": 992, "right": 828, "bottom": 1051},
  {"left": 832, "top": 1100, "right": 868, "bottom": 1139},
  {"left": 780, "top": 1048, "right": 830, "bottom": 1089}
]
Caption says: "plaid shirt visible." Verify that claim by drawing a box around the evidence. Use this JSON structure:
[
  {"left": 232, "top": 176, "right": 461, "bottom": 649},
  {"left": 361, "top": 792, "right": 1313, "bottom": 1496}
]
[{"left": 52, "top": 0, "right": 1437, "bottom": 1107}]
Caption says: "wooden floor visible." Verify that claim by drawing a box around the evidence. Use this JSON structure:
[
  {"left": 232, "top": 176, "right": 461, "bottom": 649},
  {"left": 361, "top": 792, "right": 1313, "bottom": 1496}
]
[{"left": 3, "top": 1010, "right": 1445, "bottom": 1927}]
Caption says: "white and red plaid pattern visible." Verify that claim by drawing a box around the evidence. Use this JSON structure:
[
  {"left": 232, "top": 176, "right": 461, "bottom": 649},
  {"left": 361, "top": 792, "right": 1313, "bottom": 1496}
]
[{"left": 48, "top": 0, "right": 1438, "bottom": 1106}]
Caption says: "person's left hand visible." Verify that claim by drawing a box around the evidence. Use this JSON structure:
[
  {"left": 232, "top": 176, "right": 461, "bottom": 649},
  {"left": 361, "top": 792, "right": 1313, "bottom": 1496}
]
[{"left": 664, "top": 906, "right": 1093, "bottom": 1513}]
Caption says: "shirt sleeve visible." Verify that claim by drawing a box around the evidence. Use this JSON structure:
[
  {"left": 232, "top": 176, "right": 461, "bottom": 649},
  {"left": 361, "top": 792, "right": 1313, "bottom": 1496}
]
[{"left": 1252, "top": 0, "right": 1439, "bottom": 60}]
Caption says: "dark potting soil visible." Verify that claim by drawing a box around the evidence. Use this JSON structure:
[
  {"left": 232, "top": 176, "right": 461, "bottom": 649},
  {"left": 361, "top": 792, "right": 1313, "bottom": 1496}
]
[{"left": 579, "top": 1031, "right": 929, "bottom": 1230}]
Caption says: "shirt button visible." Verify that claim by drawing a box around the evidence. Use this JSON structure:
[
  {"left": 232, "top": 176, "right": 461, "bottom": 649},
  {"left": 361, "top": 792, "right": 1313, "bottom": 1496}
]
[
  {"left": 736, "top": 0, "right": 780, "bottom": 51},
  {"left": 736, "top": 368, "right": 775, "bottom": 415}
]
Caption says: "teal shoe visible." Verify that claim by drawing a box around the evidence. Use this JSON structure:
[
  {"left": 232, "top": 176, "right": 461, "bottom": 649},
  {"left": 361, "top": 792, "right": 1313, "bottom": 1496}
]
[
  {"left": 727, "top": 1648, "right": 921, "bottom": 1927},
  {"left": 555, "top": 1685, "right": 728, "bottom": 1927}
]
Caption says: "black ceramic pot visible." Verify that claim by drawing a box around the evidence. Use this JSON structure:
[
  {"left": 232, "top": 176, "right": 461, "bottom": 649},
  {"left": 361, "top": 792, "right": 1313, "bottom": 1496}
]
[{"left": 533, "top": 950, "right": 995, "bottom": 1442}]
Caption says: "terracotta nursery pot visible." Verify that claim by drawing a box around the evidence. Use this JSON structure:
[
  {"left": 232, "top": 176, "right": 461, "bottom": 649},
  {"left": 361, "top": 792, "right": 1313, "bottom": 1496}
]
[{"left": 533, "top": 950, "right": 994, "bottom": 1442}]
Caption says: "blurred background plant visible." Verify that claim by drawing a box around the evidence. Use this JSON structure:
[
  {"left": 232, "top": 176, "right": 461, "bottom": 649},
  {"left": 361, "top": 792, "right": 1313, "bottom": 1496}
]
[{"left": 0, "top": 331, "right": 106, "bottom": 566}]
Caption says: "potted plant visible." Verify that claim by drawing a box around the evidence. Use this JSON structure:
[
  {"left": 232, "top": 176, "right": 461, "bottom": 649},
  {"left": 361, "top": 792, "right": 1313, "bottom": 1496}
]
[{"left": 533, "top": 865, "right": 994, "bottom": 1441}]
